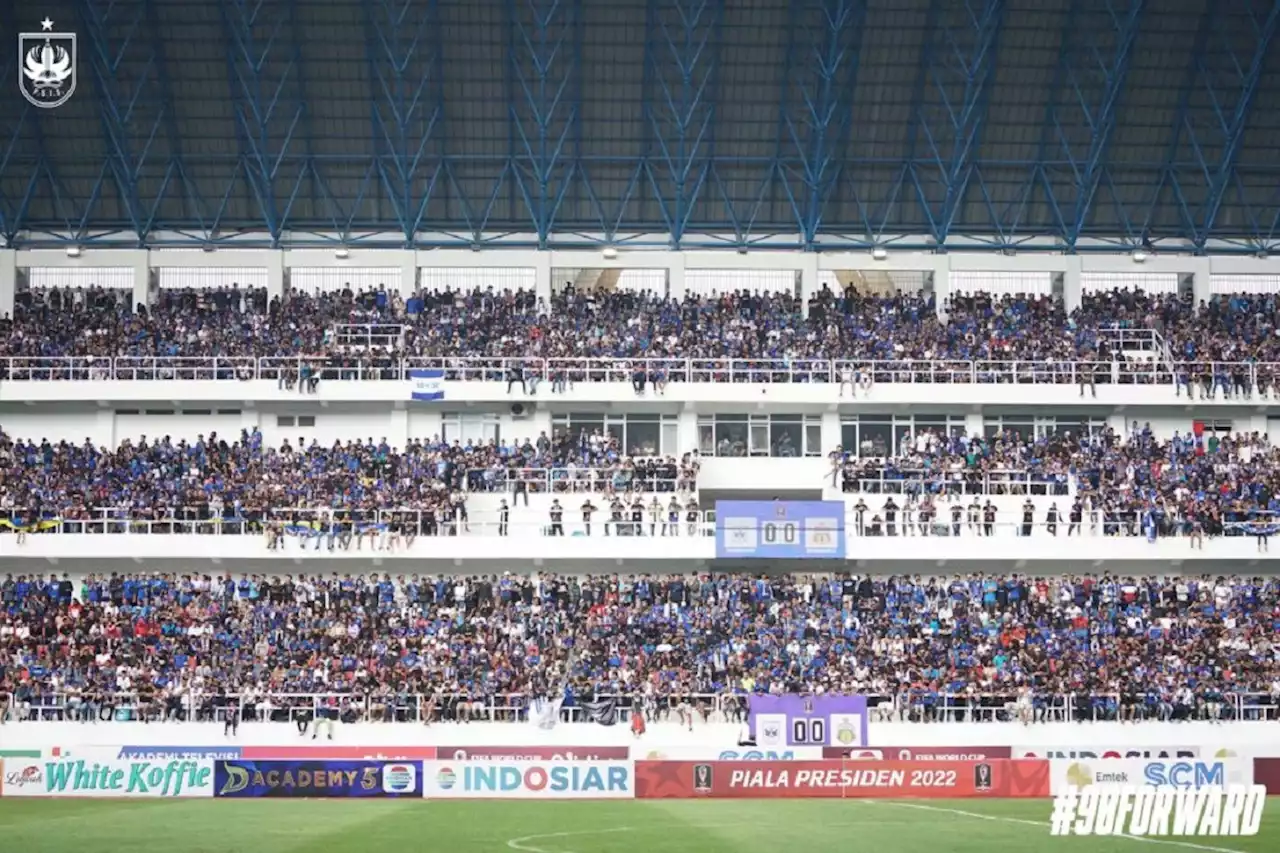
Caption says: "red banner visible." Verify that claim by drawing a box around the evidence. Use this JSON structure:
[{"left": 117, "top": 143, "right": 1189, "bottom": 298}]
[
  {"left": 635, "top": 759, "right": 1049, "bottom": 799},
  {"left": 1254, "top": 759, "right": 1280, "bottom": 795},
  {"left": 241, "top": 746, "right": 437, "bottom": 760},
  {"left": 824, "top": 746, "right": 1012, "bottom": 761},
  {"left": 440, "top": 747, "right": 630, "bottom": 761}
]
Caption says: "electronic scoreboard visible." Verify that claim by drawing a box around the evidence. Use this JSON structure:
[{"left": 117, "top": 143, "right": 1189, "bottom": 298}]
[
  {"left": 715, "top": 500, "right": 846, "bottom": 559},
  {"left": 750, "top": 694, "right": 868, "bottom": 748}
]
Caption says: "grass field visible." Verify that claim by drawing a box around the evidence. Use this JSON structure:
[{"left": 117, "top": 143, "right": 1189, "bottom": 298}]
[{"left": 0, "top": 798, "right": 1277, "bottom": 853}]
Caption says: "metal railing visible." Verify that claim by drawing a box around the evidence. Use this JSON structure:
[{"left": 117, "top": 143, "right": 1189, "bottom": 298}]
[
  {"left": 7, "top": 690, "right": 1276, "bottom": 723},
  {"left": 3, "top": 513, "right": 1270, "bottom": 542},
  {"left": 473, "top": 466, "right": 689, "bottom": 494},
  {"left": 3, "top": 691, "right": 725, "bottom": 725},
  {"left": 6, "top": 355, "right": 1278, "bottom": 387},
  {"left": 837, "top": 467, "right": 1071, "bottom": 497}
]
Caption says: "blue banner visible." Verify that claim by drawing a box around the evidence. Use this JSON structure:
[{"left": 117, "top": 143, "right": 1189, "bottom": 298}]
[
  {"left": 119, "top": 746, "right": 243, "bottom": 760},
  {"left": 409, "top": 368, "right": 445, "bottom": 401},
  {"left": 214, "top": 760, "right": 422, "bottom": 798}
]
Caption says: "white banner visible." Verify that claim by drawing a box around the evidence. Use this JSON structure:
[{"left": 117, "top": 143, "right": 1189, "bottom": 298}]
[
  {"left": 1015, "top": 745, "right": 1205, "bottom": 760},
  {"left": 638, "top": 747, "right": 823, "bottom": 761},
  {"left": 0, "top": 757, "right": 213, "bottom": 798},
  {"left": 1049, "top": 759, "right": 1254, "bottom": 794},
  {"left": 422, "top": 760, "right": 632, "bottom": 799}
]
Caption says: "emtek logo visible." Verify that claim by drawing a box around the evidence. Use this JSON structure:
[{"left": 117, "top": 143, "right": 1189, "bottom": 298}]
[{"left": 1143, "top": 762, "right": 1224, "bottom": 787}]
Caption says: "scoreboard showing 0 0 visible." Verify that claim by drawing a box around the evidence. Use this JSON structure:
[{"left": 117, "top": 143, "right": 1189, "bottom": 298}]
[
  {"left": 715, "top": 500, "right": 846, "bottom": 559},
  {"left": 750, "top": 694, "right": 869, "bottom": 749},
  {"left": 762, "top": 520, "right": 798, "bottom": 545}
]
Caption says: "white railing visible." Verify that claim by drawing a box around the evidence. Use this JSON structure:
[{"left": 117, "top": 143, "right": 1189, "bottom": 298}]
[
  {"left": 473, "top": 466, "right": 690, "bottom": 494},
  {"left": 7, "top": 691, "right": 1276, "bottom": 723},
  {"left": 837, "top": 467, "right": 1071, "bottom": 496},
  {"left": 6, "top": 355, "right": 1277, "bottom": 387},
  {"left": 3, "top": 691, "right": 726, "bottom": 724},
  {"left": 4, "top": 513, "right": 1270, "bottom": 542}
]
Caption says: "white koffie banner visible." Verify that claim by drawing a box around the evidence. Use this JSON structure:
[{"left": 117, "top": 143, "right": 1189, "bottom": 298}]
[
  {"left": 423, "top": 760, "right": 633, "bottom": 799},
  {"left": 1, "top": 758, "right": 213, "bottom": 797}
]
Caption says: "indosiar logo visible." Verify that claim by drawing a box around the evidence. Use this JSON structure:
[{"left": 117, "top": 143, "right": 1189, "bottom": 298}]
[
  {"left": 1143, "top": 761, "right": 1225, "bottom": 788},
  {"left": 465, "top": 764, "right": 630, "bottom": 793}
]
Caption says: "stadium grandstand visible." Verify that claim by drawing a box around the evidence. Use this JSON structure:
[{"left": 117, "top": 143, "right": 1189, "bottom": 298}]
[{"left": 1, "top": 1, "right": 1280, "bottom": 850}]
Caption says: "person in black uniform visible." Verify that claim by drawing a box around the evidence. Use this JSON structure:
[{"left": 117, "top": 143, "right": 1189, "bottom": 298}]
[
  {"left": 1021, "top": 499, "right": 1035, "bottom": 537},
  {"left": 580, "top": 499, "right": 597, "bottom": 536},
  {"left": 1045, "top": 502, "right": 1059, "bottom": 536},
  {"left": 548, "top": 499, "right": 564, "bottom": 536},
  {"left": 497, "top": 499, "right": 510, "bottom": 536},
  {"left": 609, "top": 497, "right": 624, "bottom": 536},
  {"left": 1068, "top": 500, "right": 1083, "bottom": 537},
  {"left": 224, "top": 705, "right": 239, "bottom": 738}
]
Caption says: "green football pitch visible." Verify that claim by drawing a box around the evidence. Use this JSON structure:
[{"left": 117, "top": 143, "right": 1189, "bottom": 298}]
[{"left": 0, "top": 798, "right": 1276, "bottom": 853}]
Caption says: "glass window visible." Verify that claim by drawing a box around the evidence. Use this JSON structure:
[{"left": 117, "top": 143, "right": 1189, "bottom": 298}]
[
  {"left": 840, "top": 421, "right": 857, "bottom": 452},
  {"left": 804, "top": 421, "right": 823, "bottom": 457},
  {"left": 858, "top": 417, "right": 891, "bottom": 457},
  {"left": 443, "top": 413, "right": 498, "bottom": 445},
  {"left": 698, "top": 420, "right": 716, "bottom": 455},
  {"left": 769, "top": 416, "right": 803, "bottom": 458},
  {"left": 627, "top": 418, "right": 660, "bottom": 456},
  {"left": 713, "top": 418, "right": 749, "bottom": 457},
  {"left": 662, "top": 420, "right": 680, "bottom": 456},
  {"left": 749, "top": 421, "right": 770, "bottom": 456}
]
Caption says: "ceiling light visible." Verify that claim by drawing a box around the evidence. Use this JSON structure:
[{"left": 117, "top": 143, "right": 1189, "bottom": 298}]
[
  {"left": 871, "top": 247, "right": 887, "bottom": 261},
  {"left": 602, "top": 247, "right": 618, "bottom": 259},
  {"left": 65, "top": 246, "right": 81, "bottom": 257}
]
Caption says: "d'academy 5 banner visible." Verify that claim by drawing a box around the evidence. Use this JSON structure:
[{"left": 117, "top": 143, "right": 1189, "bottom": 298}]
[{"left": 214, "top": 760, "right": 422, "bottom": 798}]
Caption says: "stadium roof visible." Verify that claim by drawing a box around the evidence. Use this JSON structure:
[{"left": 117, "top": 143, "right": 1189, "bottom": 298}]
[{"left": 1, "top": 0, "right": 1278, "bottom": 253}]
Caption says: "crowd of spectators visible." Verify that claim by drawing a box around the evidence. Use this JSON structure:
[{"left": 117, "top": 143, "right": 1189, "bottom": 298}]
[
  {"left": 833, "top": 423, "right": 1280, "bottom": 540},
  {"left": 4, "top": 284, "right": 1276, "bottom": 385},
  {"left": 1, "top": 570, "right": 1277, "bottom": 724},
  {"left": 0, "top": 428, "right": 699, "bottom": 531}
]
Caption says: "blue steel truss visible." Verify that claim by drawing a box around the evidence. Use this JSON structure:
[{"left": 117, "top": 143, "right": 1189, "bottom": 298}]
[
  {"left": 3, "top": 0, "right": 1280, "bottom": 252},
  {"left": 641, "top": 0, "right": 724, "bottom": 247},
  {"left": 1148, "top": 0, "right": 1279, "bottom": 250},
  {"left": 903, "top": 0, "right": 1005, "bottom": 245},
  {"left": 218, "top": 0, "right": 312, "bottom": 244},
  {"left": 362, "top": 0, "right": 445, "bottom": 244},
  {"left": 1037, "top": 0, "right": 1145, "bottom": 249},
  {"left": 775, "top": 0, "right": 867, "bottom": 248}
]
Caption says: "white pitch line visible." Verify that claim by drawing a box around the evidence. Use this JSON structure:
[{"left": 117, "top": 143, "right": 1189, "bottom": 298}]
[
  {"left": 506, "top": 826, "right": 635, "bottom": 853},
  {"left": 868, "top": 799, "right": 1250, "bottom": 853}
]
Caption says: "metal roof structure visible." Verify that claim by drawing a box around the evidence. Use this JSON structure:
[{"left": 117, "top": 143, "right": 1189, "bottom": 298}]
[{"left": 1, "top": 0, "right": 1278, "bottom": 253}]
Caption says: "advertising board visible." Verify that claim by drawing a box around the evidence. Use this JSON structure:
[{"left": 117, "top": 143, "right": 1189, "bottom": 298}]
[
  {"left": 1014, "top": 745, "right": 1202, "bottom": 760},
  {"left": 214, "top": 760, "right": 423, "bottom": 798},
  {"left": 634, "top": 759, "right": 1050, "bottom": 799},
  {"left": 423, "top": 760, "right": 633, "bottom": 799},
  {"left": 824, "top": 746, "right": 1012, "bottom": 761},
  {"left": 1, "top": 758, "right": 212, "bottom": 798},
  {"left": 440, "top": 747, "right": 629, "bottom": 761},
  {"left": 642, "top": 747, "right": 824, "bottom": 761},
  {"left": 1048, "top": 759, "right": 1255, "bottom": 794}
]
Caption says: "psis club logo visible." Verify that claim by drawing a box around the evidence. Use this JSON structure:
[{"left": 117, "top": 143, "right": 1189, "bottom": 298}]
[
  {"left": 382, "top": 764, "right": 417, "bottom": 793},
  {"left": 19, "top": 18, "right": 76, "bottom": 109}
]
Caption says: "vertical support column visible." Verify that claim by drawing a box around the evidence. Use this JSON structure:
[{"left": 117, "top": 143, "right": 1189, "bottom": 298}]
[
  {"left": 677, "top": 408, "right": 700, "bottom": 457},
  {"left": 1188, "top": 258, "right": 1213, "bottom": 307},
  {"left": 1062, "top": 255, "right": 1082, "bottom": 315},
  {"left": 266, "top": 252, "right": 285, "bottom": 303},
  {"left": 934, "top": 266, "right": 951, "bottom": 321},
  {"left": 401, "top": 258, "right": 418, "bottom": 299},
  {"left": 0, "top": 250, "right": 15, "bottom": 317},
  {"left": 797, "top": 254, "right": 821, "bottom": 314},
  {"left": 132, "top": 254, "right": 150, "bottom": 311},
  {"left": 668, "top": 255, "right": 687, "bottom": 301},
  {"left": 387, "top": 409, "right": 410, "bottom": 449},
  {"left": 533, "top": 252, "right": 553, "bottom": 306}
]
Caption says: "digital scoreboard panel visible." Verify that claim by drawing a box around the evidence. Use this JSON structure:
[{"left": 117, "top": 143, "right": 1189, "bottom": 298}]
[
  {"left": 750, "top": 694, "right": 868, "bottom": 749},
  {"left": 715, "top": 501, "right": 846, "bottom": 559}
]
